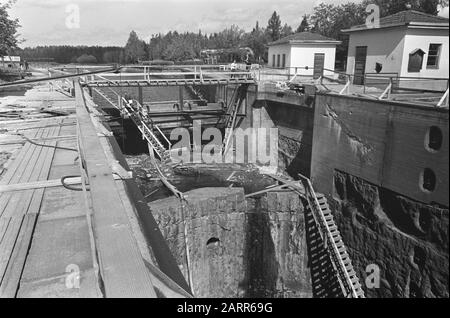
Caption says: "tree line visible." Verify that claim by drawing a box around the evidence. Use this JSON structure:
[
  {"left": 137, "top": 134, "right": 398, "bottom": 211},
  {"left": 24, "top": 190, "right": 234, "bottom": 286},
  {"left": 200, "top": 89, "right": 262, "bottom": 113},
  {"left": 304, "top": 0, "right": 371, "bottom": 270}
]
[{"left": 2, "top": 0, "right": 448, "bottom": 66}]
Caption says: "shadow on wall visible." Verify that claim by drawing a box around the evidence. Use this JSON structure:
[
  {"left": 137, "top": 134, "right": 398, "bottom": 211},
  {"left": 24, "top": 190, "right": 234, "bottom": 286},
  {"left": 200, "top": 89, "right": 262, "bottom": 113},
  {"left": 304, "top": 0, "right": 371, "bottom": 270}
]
[
  {"left": 241, "top": 198, "right": 278, "bottom": 297},
  {"left": 264, "top": 101, "right": 314, "bottom": 178}
]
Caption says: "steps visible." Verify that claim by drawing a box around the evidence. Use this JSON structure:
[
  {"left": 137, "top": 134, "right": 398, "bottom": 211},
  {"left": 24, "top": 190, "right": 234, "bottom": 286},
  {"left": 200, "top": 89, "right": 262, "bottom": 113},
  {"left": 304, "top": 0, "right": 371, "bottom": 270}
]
[
  {"left": 299, "top": 176, "right": 365, "bottom": 298},
  {"left": 94, "top": 88, "right": 171, "bottom": 162},
  {"left": 221, "top": 85, "right": 248, "bottom": 156},
  {"left": 315, "top": 193, "right": 365, "bottom": 298}
]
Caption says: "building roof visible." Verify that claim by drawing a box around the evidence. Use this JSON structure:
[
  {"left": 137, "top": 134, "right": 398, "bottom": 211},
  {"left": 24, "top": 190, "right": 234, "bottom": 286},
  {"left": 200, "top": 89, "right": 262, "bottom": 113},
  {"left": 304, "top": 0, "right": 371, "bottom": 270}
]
[
  {"left": 268, "top": 32, "right": 341, "bottom": 46},
  {"left": 342, "top": 10, "right": 449, "bottom": 33}
]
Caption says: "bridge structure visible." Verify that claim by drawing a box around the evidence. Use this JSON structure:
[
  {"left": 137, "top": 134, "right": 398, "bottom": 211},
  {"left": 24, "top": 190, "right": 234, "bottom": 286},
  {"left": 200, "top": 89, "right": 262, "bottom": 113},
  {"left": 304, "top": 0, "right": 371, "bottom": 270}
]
[{"left": 80, "top": 65, "right": 254, "bottom": 157}]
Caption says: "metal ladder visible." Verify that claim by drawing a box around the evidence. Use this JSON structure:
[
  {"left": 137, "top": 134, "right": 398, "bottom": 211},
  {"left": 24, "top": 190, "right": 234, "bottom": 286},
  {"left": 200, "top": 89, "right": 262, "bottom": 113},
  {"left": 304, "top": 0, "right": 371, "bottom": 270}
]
[
  {"left": 299, "top": 175, "right": 365, "bottom": 298},
  {"left": 93, "top": 88, "right": 171, "bottom": 162},
  {"left": 121, "top": 98, "right": 171, "bottom": 162},
  {"left": 221, "top": 85, "right": 247, "bottom": 156}
]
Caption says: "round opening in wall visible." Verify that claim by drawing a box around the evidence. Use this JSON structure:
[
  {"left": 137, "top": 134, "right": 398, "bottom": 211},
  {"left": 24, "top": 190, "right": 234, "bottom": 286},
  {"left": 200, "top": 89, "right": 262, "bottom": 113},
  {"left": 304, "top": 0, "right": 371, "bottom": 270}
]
[
  {"left": 206, "top": 237, "right": 220, "bottom": 247},
  {"left": 420, "top": 168, "right": 437, "bottom": 193},
  {"left": 425, "top": 126, "right": 443, "bottom": 152}
]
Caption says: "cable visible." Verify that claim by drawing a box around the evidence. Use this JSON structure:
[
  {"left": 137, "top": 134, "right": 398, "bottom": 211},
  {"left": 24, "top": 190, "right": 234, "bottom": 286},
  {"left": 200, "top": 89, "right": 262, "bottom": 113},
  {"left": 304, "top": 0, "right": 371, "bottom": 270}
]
[
  {"left": 16, "top": 133, "right": 78, "bottom": 152},
  {"left": 61, "top": 175, "right": 88, "bottom": 192}
]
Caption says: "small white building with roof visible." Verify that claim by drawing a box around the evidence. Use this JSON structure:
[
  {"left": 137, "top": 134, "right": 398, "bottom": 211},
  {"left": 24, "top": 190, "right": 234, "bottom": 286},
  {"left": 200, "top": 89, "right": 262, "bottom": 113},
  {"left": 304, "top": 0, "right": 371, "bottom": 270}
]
[
  {"left": 267, "top": 32, "right": 341, "bottom": 78},
  {"left": 342, "top": 10, "right": 449, "bottom": 88}
]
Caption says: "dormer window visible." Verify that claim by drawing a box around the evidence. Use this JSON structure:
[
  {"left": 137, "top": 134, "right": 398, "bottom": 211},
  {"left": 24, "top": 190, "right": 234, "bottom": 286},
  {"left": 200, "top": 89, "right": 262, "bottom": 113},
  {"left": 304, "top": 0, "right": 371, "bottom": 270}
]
[{"left": 408, "top": 48, "right": 425, "bottom": 73}]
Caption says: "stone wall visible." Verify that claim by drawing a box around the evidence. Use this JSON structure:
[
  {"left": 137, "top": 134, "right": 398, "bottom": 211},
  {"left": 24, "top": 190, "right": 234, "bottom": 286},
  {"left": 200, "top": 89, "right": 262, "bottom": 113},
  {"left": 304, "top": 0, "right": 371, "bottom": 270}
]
[
  {"left": 332, "top": 170, "right": 449, "bottom": 298},
  {"left": 149, "top": 187, "right": 312, "bottom": 298}
]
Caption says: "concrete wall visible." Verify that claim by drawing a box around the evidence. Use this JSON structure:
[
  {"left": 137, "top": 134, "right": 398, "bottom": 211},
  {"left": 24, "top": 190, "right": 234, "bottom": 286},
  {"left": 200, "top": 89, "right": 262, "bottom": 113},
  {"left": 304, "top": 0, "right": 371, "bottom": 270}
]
[
  {"left": 346, "top": 27, "right": 406, "bottom": 76},
  {"left": 149, "top": 188, "right": 312, "bottom": 298},
  {"left": 311, "top": 93, "right": 449, "bottom": 207},
  {"left": 268, "top": 44, "right": 291, "bottom": 68}
]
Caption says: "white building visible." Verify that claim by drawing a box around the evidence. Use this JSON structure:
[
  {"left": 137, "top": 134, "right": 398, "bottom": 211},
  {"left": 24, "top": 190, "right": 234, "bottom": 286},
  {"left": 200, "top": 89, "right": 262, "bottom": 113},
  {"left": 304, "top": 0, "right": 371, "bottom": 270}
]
[
  {"left": 267, "top": 32, "right": 341, "bottom": 78},
  {"left": 343, "top": 10, "right": 449, "bottom": 89}
]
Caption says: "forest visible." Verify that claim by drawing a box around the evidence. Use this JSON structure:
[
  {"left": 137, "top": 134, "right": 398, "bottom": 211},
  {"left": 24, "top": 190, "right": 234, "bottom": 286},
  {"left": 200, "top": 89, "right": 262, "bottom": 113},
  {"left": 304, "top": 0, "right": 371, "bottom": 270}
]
[{"left": 2, "top": 0, "right": 448, "bottom": 65}]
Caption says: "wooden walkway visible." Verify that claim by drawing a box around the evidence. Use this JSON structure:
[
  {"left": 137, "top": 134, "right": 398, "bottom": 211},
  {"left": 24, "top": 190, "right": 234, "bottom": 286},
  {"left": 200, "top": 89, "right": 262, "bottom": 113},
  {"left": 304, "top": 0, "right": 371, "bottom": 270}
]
[{"left": 0, "top": 83, "right": 190, "bottom": 297}]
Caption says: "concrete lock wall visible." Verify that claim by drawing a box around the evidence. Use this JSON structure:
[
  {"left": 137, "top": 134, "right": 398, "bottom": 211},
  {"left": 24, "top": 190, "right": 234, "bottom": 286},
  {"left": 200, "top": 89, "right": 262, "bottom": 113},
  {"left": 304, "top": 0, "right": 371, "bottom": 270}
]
[
  {"left": 148, "top": 188, "right": 312, "bottom": 298},
  {"left": 310, "top": 93, "right": 449, "bottom": 207}
]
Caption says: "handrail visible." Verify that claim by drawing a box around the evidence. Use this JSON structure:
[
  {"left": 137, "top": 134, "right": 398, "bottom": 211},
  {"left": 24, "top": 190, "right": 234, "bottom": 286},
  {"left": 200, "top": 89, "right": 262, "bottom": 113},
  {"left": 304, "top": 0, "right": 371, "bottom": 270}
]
[{"left": 437, "top": 88, "right": 449, "bottom": 107}]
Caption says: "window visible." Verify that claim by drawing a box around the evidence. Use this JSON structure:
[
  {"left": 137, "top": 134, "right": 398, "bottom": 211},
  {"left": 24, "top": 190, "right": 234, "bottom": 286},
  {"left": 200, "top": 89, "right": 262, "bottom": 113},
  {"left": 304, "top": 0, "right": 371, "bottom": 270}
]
[
  {"left": 277, "top": 54, "right": 280, "bottom": 68},
  {"left": 272, "top": 54, "right": 276, "bottom": 67},
  {"left": 408, "top": 49, "right": 425, "bottom": 73},
  {"left": 420, "top": 168, "right": 437, "bottom": 193},
  {"left": 282, "top": 54, "right": 286, "bottom": 68},
  {"left": 425, "top": 126, "right": 443, "bottom": 152},
  {"left": 427, "top": 44, "right": 441, "bottom": 69}
]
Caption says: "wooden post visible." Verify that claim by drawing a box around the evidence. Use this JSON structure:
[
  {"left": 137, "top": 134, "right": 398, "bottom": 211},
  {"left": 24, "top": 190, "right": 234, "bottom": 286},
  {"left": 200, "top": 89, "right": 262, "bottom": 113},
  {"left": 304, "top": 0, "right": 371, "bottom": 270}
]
[
  {"left": 138, "top": 86, "right": 143, "bottom": 106},
  {"left": 179, "top": 86, "right": 184, "bottom": 111}
]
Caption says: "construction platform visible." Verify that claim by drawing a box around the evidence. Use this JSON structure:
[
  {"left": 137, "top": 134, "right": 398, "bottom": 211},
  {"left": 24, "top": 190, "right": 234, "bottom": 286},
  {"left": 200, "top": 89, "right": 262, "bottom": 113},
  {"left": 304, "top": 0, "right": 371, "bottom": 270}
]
[{"left": 0, "top": 83, "right": 191, "bottom": 298}]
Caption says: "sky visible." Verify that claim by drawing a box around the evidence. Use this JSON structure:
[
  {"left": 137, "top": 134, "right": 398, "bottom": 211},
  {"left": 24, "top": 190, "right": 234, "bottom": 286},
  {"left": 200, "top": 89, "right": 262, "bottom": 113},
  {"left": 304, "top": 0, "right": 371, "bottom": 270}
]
[{"left": 3, "top": 0, "right": 450, "bottom": 47}]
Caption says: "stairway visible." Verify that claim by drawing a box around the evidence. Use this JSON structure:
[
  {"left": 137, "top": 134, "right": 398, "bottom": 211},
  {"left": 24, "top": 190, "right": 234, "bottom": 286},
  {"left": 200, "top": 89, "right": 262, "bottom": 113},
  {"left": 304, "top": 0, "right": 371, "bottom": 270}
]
[
  {"left": 221, "top": 84, "right": 248, "bottom": 156},
  {"left": 94, "top": 88, "right": 171, "bottom": 162},
  {"left": 300, "top": 176, "right": 365, "bottom": 298},
  {"left": 122, "top": 100, "right": 171, "bottom": 162}
]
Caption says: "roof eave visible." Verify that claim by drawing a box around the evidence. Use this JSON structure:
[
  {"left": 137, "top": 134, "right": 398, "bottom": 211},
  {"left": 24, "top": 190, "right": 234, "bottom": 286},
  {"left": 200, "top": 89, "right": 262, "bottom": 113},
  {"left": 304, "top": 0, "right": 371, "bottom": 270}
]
[
  {"left": 269, "top": 40, "right": 341, "bottom": 46},
  {"left": 342, "top": 21, "right": 449, "bottom": 33}
]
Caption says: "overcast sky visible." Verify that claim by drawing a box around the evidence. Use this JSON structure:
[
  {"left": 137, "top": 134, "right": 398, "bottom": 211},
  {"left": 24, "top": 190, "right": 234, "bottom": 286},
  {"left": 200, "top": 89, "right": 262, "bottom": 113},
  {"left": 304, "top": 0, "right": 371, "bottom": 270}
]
[{"left": 4, "top": 0, "right": 449, "bottom": 47}]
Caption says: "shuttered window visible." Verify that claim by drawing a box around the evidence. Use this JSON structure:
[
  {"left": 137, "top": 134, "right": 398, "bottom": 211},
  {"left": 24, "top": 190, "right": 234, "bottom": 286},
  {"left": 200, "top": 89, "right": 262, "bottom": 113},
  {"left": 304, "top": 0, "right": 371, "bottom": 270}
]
[{"left": 408, "top": 49, "right": 424, "bottom": 73}]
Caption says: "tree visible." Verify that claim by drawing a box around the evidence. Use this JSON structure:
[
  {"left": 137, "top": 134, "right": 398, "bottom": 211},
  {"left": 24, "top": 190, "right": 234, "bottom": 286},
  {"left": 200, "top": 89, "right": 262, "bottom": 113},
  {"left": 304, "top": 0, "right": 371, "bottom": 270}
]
[
  {"left": 124, "top": 31, "right": 146, "bottom": 64},
  {"left": 0, "top": 1, "right": 20, "bottom": 56},
  {"left": 310, "top": 2, "right": 366, "bottom": 67},
  {"left": 266, "top": 11, "right": 282, "bottom": 41},
  {"left": 242, "top": 21, "right": 269, "bottom": 62},
  {"left": 362, "top": 0, "right": 449, "bottom": 16},
  {"left": 296, "top": 14, "right": 310, "bottom": 33},
  {"left": 76, "top": 54, "right": 97, "bottom": 64},
  {"left": 281, "top": 23, "right": 293, "bottom": 38}
]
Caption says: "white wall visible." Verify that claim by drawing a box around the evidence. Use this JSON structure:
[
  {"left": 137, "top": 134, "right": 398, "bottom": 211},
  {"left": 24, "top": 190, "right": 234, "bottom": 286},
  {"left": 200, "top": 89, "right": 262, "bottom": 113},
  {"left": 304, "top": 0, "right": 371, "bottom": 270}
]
[
  {"left": 401, "top": 28, "right": 449, "bottom": 79},
  {"left": 346, "top": 27, "right": 406, "bottom": 77},
  {"left": 289, "top": 44, "right": 337, "bottom": 76},
  {"left": 267, "top": 44, "right": 291, "bottom": 69}
]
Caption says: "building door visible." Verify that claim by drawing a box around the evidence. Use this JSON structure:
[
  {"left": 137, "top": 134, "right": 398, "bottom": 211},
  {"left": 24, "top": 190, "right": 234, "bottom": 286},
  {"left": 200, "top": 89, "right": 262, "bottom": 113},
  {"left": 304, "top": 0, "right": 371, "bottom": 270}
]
[
  {"left": 354, "top": 46, "right": 367, "bottom": 85},
  {"left": 313, "top": 53, "right": 325, "bottom": 79}
]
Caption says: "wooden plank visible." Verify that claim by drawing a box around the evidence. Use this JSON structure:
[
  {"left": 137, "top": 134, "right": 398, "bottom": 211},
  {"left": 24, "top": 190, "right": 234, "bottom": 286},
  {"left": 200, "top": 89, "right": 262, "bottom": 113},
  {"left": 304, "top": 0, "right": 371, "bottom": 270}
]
[
  {"left": 4, "top": 126, "right": 58, "bottom": 219},
  {"left": 0, "top": 128, "right": 48, "bottom": 216},
  {"left": 0, "top": 128, "right": 41, "bottom": 185},
  {"left": 0, "top": 218, "right": 11, "bottom": 244},
  {"left": 0, "top": 216, "right": 24, "bottom": 284},
  {"left": 1, "top": 128, "right": 53, "bottom": 218},
  {"left": 0, "top": 174, "right": 131, "bottom": 193},
  {"left": 25, "top": 124, "right": 61, "bottom": 217},
  {"left": 75, "top": 83, "right": 156, "bottom": 298},
  {"left": 0, "top": 214, "right": 37, "bottom": 297}
]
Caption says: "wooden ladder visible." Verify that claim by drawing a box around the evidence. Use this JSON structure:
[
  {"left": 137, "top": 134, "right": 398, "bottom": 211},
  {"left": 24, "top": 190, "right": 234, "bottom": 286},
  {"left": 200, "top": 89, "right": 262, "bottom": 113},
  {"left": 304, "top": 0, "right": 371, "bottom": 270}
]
[{"left": 299, "top": 175, "right": 365, "bottom": 298}]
